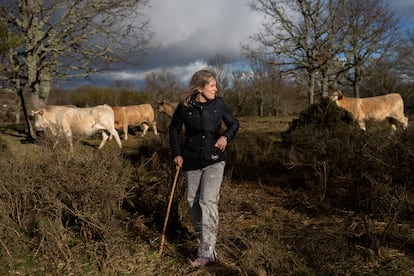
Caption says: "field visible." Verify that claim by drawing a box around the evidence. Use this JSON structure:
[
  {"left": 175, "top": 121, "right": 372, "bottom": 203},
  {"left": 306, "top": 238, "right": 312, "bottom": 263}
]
[{"left": 1, "top": 116, "right": 414, "bottom": 275}]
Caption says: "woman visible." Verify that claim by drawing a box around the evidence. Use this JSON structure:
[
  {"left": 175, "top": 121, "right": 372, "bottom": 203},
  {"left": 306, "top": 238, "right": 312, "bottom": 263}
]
[{"left": 169, "top": 69, "right": 239, "bottom": 266}]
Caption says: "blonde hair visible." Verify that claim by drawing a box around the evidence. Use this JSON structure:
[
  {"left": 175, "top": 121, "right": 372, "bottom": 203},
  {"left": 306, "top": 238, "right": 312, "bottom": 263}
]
[{"left": 180, "top": 69, "right": 217, "bottom": 106}]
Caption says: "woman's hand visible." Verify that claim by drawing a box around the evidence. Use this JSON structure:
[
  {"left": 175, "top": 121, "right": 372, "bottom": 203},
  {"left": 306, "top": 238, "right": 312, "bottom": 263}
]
[
  {"left": 215, "top": 136, "right": 228, "bottom": 152},
  {"left": 173, "top": 155, "right": 183, "bottom": 168}
]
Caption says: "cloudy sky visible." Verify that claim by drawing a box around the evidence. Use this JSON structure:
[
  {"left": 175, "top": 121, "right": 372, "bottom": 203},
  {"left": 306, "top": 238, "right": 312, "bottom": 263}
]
[{"left": 65, "top": 0, "right": 414, "bottom": 89}]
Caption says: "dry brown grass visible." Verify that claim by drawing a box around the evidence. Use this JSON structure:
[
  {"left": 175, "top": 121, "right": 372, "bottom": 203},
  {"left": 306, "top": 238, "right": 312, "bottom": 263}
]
[{"left": 1, "top": 116, "right": 414, "bottom": 275}]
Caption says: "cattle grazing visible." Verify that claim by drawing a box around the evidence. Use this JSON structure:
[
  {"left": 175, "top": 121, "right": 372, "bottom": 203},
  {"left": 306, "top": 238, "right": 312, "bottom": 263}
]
[
  {"left": 111, "top": 104, "right": 158, "bottom": 140},
  {"left": 31, "top": 105, "right": 122, "bottom": 149},
  {"left": 330, "top": 90, "right": 408, "bottom": 132},
  {"left": 157, "top": 101, "right": 179, "bottom": 118}
]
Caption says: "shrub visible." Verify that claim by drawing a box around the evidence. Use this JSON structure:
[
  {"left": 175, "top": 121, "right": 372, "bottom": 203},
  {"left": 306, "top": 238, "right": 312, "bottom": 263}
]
[
  {"left": 0, "top": 146, "right": 134, "bottom": 272},
  {"left": 280, "top": 99, "right": 414, "bottom": 254},
  {"left": 286, "top": 97, "right": 355, "bottom": 133},
  {"left": 226, "top": 131, "right": 282, "bottom": 183}
]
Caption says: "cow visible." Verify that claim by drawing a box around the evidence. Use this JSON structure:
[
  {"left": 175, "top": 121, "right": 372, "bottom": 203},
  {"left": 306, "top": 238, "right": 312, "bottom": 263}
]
[
  {"left": 330, "top": 90, "right": 408, "bottom": 132},
  {"left": 111, "top": 104, "right": 158, "bottom": 140},
  {"left": 157, "top": 101, "right": 179, "bottom": 118},
  {"left": 31, "top": 104, "right": 122, "bottom": 150}
]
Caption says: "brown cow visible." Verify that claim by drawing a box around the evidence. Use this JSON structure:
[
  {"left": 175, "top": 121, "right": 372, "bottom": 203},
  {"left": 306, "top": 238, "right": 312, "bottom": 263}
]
[
  {"left": 157, "top": 101, "right": 179, "bottom": 118},
  {"left": 330, "top": 90, "right": 408, "bottom": 132},
  {"left": 112, "top": 104, "right": 158, "bottom": 140},
  {"left": 31, "top": 105, "right": 122, "bottom": 149}
]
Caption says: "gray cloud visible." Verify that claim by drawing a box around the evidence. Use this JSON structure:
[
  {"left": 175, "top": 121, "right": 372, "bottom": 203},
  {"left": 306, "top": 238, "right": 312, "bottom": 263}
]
[
  {"left": 62, "top": 0, "right": 413, "bottom": 89},
  {"left": 62, "top": 0, "right": 262, "bottom": 88},
  {"left": 98, "top": 0, "right": 263, "bottom": 87},
  {"left": 143, "top": 0, "right": 414, "bottom": 69},
  {"left": 138, "top": 0, "right": 263, "bottom": 70},
  {"left": 393, "top": 0, "right": 414, "bottom": 17}
]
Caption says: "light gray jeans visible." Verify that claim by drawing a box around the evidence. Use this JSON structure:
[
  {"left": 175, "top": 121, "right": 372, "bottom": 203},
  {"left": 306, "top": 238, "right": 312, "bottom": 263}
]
[{"left": 185, "top": 161, "right": 225, "bottom": 260}]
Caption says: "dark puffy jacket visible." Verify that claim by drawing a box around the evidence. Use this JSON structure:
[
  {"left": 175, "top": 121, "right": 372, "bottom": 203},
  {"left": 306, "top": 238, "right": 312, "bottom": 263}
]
[{"left": 169, "top": 95, "right": 239, "bottom": 170}]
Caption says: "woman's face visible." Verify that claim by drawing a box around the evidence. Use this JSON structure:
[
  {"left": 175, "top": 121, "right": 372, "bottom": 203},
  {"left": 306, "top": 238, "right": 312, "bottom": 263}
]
[{"left": 197, "top": 77, "right": 217, "bottom": 102}]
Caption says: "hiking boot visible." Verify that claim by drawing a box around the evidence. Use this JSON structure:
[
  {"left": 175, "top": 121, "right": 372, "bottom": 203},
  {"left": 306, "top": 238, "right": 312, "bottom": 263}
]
[{"left": 190, "top": 257, "right": 213, "bottom": 267}]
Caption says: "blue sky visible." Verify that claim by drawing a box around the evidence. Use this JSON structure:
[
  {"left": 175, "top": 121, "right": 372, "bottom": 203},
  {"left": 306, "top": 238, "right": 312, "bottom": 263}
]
[{"left": 61, "top": 0, "right": 414, "bottom": 89}]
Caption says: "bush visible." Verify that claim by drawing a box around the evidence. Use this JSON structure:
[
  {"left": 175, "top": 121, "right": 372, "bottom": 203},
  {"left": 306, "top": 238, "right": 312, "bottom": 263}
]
[
  {"left": 279, "top": 99, "right": 414, "bottom": 254},
  {"left": 286, "top": 97, "right": 355, "bottom": 133},
  {"left": 2, "top": 110, "right": 414, "bottom": 273},
  {"left": 0, "top": 146, "right": 134, "bottom": 272},
  {"left": 226, "top": 130, "right": 283, "bottom": 183},
  {"left": 281, "top": 99, "right": 414, "bottom": 214}
]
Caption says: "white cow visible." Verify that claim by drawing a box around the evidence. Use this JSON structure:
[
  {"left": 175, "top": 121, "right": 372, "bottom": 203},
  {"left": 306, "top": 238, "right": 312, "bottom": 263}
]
[
  {"left": 31, "top": 104, "right": 122, "bottom": 149},
  {"left": 330, "top": 90, "right": 408, "bottom": 132}
]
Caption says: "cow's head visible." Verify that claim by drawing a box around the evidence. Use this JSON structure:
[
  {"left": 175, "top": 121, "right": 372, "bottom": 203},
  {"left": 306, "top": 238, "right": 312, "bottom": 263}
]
[
  {"left": 30, "top": 109, "right": 46, "bottom": 131},
  {"left": 30, "top": 109, "right": 44, "bottom": 117},
  {"left": 157, "top": 101, "right": 178, "bottom": 117},
  {"left": 330, "top": 90, "right": 343, "bottom": 102},
  {"left": 157, "top": 101, "right": 165, "bottom": 112}
]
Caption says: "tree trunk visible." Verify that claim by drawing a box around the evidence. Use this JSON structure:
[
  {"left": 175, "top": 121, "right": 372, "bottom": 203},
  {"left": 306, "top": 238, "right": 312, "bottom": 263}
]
[
  {"left": 321, "top": 72, "right": 330, "bottom": 98},
  {"left": 18, "top": 88, "right": 35, "bottom": 140},
  {"left": 308, "top": 71, "right": 316, "bottom": 106},
  {"left": 353, "top": 66, "right": 361, "bottom": 98},
  {"left": 19, "top": 86, "right": 47, "bottom": 140},
  {"left": 258, "top": 99, "right": 264, "bottom": 117}
]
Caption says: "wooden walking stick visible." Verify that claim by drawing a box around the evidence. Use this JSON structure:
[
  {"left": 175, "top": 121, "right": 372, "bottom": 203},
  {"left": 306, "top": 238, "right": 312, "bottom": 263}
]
[{"left": 159, "top": 165, "right": 181, "bottom": 255}]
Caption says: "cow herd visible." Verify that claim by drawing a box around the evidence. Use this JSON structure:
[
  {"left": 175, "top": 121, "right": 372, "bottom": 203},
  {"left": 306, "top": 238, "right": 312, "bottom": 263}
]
[
  {"left": 30, "top": 102, "right": 177, "bottom": 150},
  {"left": 30, "top": 91, "right": 409, "bottom": 150},
  {"left": 31, "top": 104, "right": 122, "bottom": 149}
]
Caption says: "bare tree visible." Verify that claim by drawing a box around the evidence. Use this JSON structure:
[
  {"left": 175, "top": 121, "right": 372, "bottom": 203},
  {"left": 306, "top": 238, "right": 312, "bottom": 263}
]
[
  {"left": 208, "top": 53, "right": 232, "bottom": 96},
  {"left": 246, "top": 0, "right": 400, "bottom": 105},
  {"left": 361, "top": 59, "right": 399, "bottom": 97},
  {"left": 244, "top": 52, "right": 285, "bottom": 116},
  {"left": 144, "top": 69, "right": 182, "bottom": 102},
  {"left": 393, "top": 30, "right": 414, "bottom": 85},
  {"left": 246, "top": 0, "right": 336, "bottom": 106},
  {"left": 335, "top": 0, "right": 399, "bottom": 98},
  {"left": 0, "top": 18, "right": 22, "bottom": 123},
  {"left": 0, "top": 0, "right": 154, "bottom": 138},
  {"left": 229, "top": 71, "right": 255, "bottom": 116}
]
